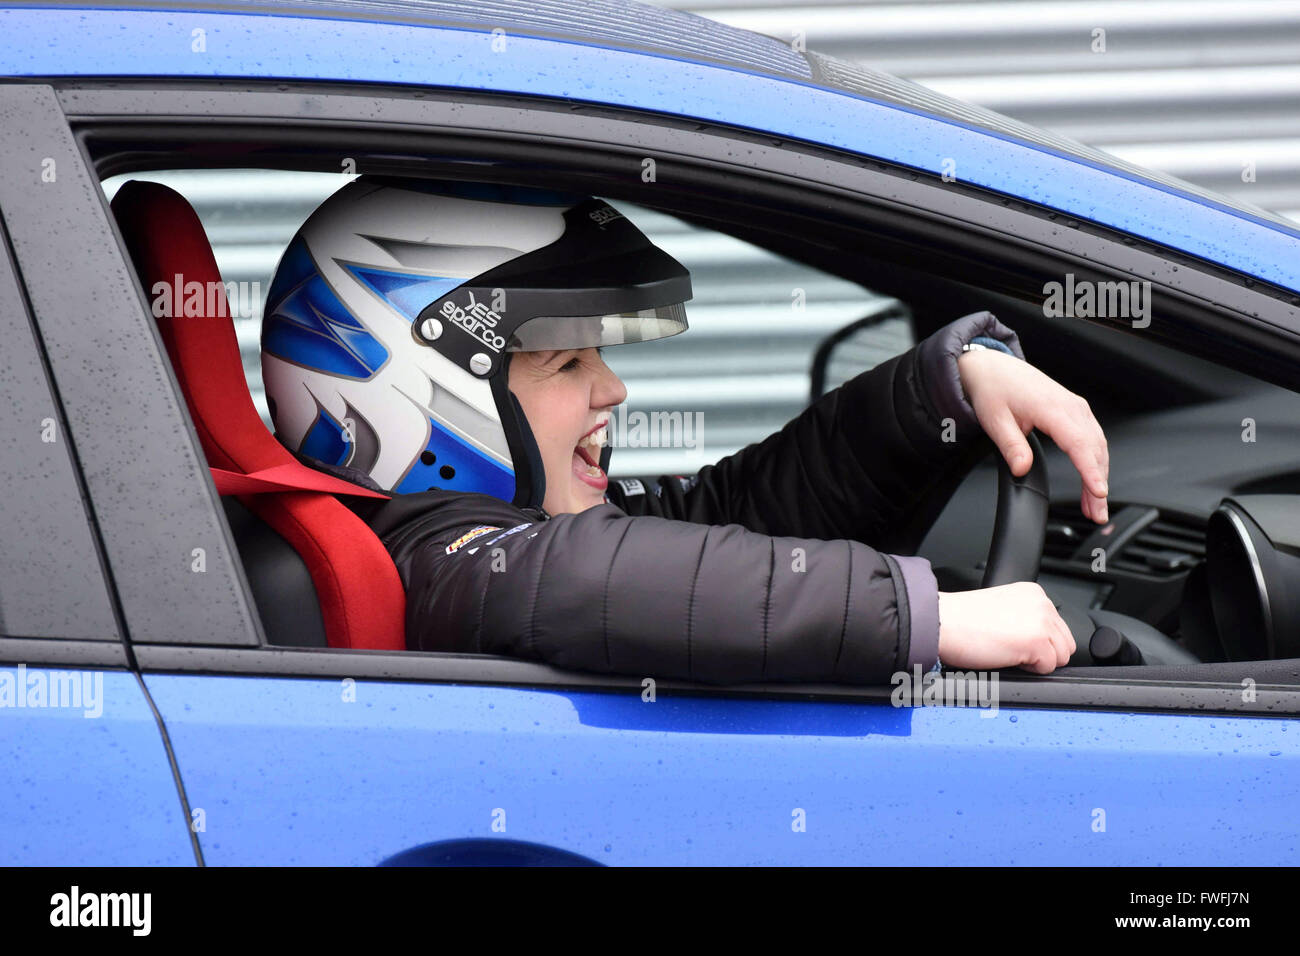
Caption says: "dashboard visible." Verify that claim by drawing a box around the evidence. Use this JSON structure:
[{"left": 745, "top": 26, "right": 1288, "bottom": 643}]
[{"left": 919, "top": 385, "right": 1300, "bottom": 664}]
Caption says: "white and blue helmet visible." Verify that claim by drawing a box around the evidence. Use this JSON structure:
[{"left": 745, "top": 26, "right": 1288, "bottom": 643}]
[{"left": 261, "top": 177, "right": 690, "bottom": 507}]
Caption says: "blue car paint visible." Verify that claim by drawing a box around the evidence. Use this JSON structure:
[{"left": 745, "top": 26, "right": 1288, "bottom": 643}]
[
  {"left": 145, "top": 673, "right": 1297, "bottom": 865},
  {"left": 3, "top": 6, "right": 1300, "bottom": 293},
  {"left": 0, "top": 668, "right": 193, "bottom": 865}
]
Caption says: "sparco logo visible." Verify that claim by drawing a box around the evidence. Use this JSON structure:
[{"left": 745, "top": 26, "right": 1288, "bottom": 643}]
[
  {"left": 439, "top": 291, "right": 506, "bottom": 352},
  {"left": 589, "top": 206, "right": 623, "bottom": 226}
]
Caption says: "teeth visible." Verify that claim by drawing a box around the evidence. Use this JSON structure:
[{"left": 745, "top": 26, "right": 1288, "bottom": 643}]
[
  {"left": 586, "top": 465, "right": 602, "bottom": 477},
  {"left": 579, "top": 426, "right": 608, "bottom": 449}
]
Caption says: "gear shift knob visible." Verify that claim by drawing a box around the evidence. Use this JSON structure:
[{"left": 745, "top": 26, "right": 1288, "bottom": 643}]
[{"left": 1089, "top": 624, "right": 1144, "bottom": 666}]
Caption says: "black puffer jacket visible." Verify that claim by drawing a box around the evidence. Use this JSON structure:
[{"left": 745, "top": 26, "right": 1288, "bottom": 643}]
[{"left": 342, "top": 311, "right": 1022, "bottom": 685}]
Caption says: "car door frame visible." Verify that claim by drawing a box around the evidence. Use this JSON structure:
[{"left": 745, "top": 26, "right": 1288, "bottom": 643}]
[
  {"left": 0, "top": 82, "right": 206, "bottom": 865},
  {"left": 44, "top": 77, "right": 1300, "bottom": 718}
]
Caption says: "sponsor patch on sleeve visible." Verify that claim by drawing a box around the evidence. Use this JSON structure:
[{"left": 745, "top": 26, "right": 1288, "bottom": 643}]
[
  {"left": 444, "top": 525, "right": 502, "bottom": 555},
  {"left": 483, "top": 522, "right": 534, "bottom": 546},
  {"left": 616, "top": 478, "right": 645, "bottom": 497}
]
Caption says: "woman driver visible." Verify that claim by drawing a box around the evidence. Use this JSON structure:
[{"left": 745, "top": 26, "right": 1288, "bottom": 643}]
[{"left": 260, "top": 177, "right": 1109, "bottom": 682}]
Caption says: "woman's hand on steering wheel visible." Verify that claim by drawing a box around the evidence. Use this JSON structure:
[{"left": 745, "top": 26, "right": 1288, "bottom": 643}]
[{"left": 958, "top": 348, "right": 1110, "bottom": 525}]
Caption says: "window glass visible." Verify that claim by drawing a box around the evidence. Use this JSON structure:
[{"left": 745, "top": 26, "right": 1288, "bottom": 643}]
[{"left": 600, "top": 200, "right": 910, "bottom": 475}]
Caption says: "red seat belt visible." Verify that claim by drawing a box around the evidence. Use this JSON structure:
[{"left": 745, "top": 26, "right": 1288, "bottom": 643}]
[{"left": 211, "top": 464, "right": 391, "bottom": 499}]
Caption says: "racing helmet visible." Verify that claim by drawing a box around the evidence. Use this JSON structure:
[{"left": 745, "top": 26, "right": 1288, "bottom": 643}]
[{"left": 260, "top": 177, "right": 691, "bottom": 508}]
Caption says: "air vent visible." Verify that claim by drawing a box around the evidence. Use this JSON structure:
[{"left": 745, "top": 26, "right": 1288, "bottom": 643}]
[
  {"left": 1043, "top": 504, "right": 1206, "bottom": 577},
  {"left": 1109, "top": 511, "right": 1206, "bottom": 576}
]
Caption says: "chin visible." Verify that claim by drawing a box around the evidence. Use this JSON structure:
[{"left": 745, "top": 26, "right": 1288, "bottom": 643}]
[{"left": 548, "top": 483, "right": 606, "bottom": 515}]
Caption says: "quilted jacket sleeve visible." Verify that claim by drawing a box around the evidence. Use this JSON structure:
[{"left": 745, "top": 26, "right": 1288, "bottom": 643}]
[
  {"left": 606, "top": 310, "right": 1023, "bottom": 671},
  {"left": 367, "top": 497, "right": 917, "bottom": 684}
]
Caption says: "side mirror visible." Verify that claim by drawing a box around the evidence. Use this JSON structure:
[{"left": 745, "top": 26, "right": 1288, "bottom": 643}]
[{"left": 809, "top": 304, "right": 912, "bottom": 402}]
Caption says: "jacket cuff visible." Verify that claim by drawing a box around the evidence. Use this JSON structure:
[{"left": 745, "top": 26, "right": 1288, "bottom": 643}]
[
  {"left": 916, "top": 311, "right": 1024, "bottom": 435},
  {"left": 889, "top": 553, "right": 941, "bottom": 671}
]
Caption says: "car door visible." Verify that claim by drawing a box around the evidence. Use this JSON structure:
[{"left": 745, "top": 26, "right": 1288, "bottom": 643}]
[
  {"left": 0, "top": 85, "right": 198, "bottom": 865},
  {"left": 134, "top": 670, "right": 1299, "bottom": 866},
  {"left": 49, "top": 81, "right": 1300, "bottom": 865}
]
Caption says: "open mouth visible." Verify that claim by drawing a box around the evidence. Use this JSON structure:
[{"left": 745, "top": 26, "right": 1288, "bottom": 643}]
[{"left": 572, "top": 422, "right": 609, "bottom": 491}]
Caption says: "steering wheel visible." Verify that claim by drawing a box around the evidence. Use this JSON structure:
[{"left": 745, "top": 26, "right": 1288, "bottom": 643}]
[
  {"left": 981, "top": 431, "right": 1049, "bottom": 587},
  {"left": 812, "top": 320, "right": 1193, "bottom": 665},
  {"left": 977, "top": 430, "right": 1198, "bottom": 666}
]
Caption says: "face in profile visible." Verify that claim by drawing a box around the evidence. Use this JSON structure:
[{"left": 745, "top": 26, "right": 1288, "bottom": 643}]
[{"left": 507, "top": 347, "right": 628, "bottom": 515}]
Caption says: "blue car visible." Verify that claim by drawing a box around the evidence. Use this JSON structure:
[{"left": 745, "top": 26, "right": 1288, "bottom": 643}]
[{"left": 1, "top": 0, "right": 1297, "bottom": 867}]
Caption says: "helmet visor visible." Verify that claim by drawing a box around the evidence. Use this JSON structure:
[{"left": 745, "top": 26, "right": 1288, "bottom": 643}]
[{"left": 505, "top": 303, "right": 688, "bottom": 352}]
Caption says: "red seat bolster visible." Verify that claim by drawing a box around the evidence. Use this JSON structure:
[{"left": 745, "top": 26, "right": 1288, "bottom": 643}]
[{"left": 111, "top": 180, "right": 407, "bottom": 651}]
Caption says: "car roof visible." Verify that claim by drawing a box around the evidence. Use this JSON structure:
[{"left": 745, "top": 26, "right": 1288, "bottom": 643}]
[{"left": 4, "top": 0, "right": 1299, "bottom": 293}]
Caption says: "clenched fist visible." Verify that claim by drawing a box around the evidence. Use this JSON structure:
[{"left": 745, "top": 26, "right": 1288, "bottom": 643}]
[{"left": 938, "top": 582, "right": 1077, "bottom": 674}]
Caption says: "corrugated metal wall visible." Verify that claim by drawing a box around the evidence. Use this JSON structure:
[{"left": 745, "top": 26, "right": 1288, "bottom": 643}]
[
  {"left": 675, "top": 0, "right": 1300, "bottom": 221},
  {"left": 104, "top": 0, "right": 1300, "bottom": 478}
]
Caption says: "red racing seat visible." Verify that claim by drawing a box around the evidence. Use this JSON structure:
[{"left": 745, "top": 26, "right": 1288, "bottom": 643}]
[{"left": 111, "top": 180, "right": 406, "bottom": 651}]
